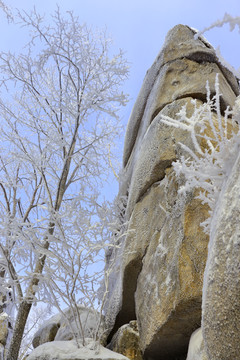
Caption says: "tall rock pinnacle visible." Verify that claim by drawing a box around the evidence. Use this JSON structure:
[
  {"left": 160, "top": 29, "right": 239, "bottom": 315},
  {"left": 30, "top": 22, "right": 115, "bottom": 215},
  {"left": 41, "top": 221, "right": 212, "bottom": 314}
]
[{"left": 104, "top": 24, "right": 239, "bottom": 360}]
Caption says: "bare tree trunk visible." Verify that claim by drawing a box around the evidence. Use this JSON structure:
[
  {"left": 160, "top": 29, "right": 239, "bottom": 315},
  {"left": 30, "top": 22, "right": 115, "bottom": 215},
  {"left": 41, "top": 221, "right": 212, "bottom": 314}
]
[
  {"left": 6, "top": 225, "right": 58, "bottom": 360},
  {"left": 6, "top": 229, "right": 52, "bottom": 360},
  {"left": 6, "top": 301, "right": 32, "bottom": 360},
  {"left": 0, "top": 270, "right": 5, "bottom": 314},
  {"left": 6, "top": 255, "right": 46, "bottom": 360}
]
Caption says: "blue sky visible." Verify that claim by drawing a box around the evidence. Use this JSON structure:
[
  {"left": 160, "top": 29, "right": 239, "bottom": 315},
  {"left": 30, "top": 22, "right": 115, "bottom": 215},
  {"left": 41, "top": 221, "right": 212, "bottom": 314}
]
[
  {"left": 1, "top": 0, "right": 239, "bottom": 119},
  {"left": 0, "top": 0, "right": 239, "bottom": 195}
]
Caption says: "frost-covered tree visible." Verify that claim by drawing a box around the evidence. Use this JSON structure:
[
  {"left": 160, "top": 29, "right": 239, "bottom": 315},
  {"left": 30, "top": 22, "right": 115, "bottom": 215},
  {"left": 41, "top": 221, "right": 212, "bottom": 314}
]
[
  {"left": 0, "top": 0, "right": 13, "bottom": 21},
  {"left": 160, "top": 10, "right": 240, "bottom": 233},
  {"left": 0, "top": 6, "right": 128, "bottom": 360},
  {"left": 160, "top": 75, "right": 240, "bottom": 232},
  {"left": 196, "top": 13, "right": 240, "bottom": 79}
]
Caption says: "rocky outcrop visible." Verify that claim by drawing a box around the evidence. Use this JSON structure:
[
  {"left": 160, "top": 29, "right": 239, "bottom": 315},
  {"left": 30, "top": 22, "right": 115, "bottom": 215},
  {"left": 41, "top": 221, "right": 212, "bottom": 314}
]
[
  {"left": 0, "top": 286, "right": 13, "bottom": 354},
  {"left": 0, "top": 312, "right": 9, "bottom": 347},
  {"left": 32, "top": 306, "right": 106, "bottom": 349},
  {"left": 107, "top": 321, "right": 142, "bottom": 360},
  {"left": 0, "top": 312, "right": 10, "bottom": 360},
  {"left": 122, "top": 25, "right": 238, "bottom": 172},
  {"left": 29, "top": 308, "right": 127, "bottom": 360},
  {"left": 0, "top": 312, "right": 8, "bottom": 346},
  {"left": 104, "top": 24, "right": 239, "bottom": 360}
]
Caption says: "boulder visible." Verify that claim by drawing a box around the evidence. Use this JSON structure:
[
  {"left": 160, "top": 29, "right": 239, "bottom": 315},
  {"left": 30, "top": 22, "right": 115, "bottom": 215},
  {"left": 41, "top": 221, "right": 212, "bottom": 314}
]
[
  {"left": 28, "top": 339, "right": 130, "bottom": 360},
  {"left": 134, "top": 172, "right": 209, "bottom": 359},
  {"left": 33, "top": 306, "right": 106, "bottom": 349},
  {"left": 108, "top": 321, "right": 142, "bottom": 360},
  {"left": 106, "top": 99, "right": 211, "bottom": 358},
  {"left": 121, "top": 57, "right": 237, "bottom": 212},
  {"left": 0, "top": 312, "right": 8, "bottom": 346},
  {"left": 32, "top": 321, "right": 59, "bottom": 349},
  {"left": 126, "top": 97, "right": 204, "bottom": 217}
]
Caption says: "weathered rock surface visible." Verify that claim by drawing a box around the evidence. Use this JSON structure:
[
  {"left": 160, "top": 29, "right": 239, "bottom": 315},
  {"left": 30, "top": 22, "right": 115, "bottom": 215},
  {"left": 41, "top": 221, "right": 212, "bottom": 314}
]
[
  {"left": 33, "top": 306, "right": 106, "bottom": 349},
  {"left": 122, "top": 24, "right": 239, "bottom": 182},
  {"left": 126, "top": 97, "right": 207, "bottom": 217},
  {"left": 33, "top": 321, "right": 59, "bottom": 349},
  {"left": 186, "top": 328, "right": 207, "bottom": 360},
  {"left": 122, "top": 60, "right": 237, "bottom": 216},
  {"left": 108, "top": 321, "right": 142, "bottom": 360},
  {"left": 104, "top": 24, "right": 239, "bottom": 360},
  {"left": 28, "top": 340, "right": 130, "bottom": 360},
  {"left": 135, "top": 179, "right": 209, "bottom": 359},
  {"left": 0, "top": 312, "right": 8, "bottom": 346},
  {"left": 202, "top": 150, "right": 240, "bottom": 360}
]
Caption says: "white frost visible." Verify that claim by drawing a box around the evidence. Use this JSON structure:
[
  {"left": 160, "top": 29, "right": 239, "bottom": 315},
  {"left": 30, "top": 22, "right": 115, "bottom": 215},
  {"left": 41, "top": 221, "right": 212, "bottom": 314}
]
[{"left": 160, "top": 77, "right": 240, "bottom": 233}]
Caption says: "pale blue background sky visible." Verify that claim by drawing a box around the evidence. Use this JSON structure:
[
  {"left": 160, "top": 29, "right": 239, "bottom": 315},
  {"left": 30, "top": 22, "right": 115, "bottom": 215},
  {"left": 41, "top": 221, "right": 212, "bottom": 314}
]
[{"left": 0, "top": 0, "right": 239, "bottom": 195}]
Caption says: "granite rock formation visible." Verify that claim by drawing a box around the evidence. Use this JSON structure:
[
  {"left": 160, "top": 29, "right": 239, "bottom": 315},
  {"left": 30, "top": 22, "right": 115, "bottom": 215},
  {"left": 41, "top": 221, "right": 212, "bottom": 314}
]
[
  {"left": 0, "top": 312, "right": 8, "bottom": 346},
  {"left": 104, "top": 24, "right": 239, "bottom": 360},
  {"left": 107, "top": 321, "right": 142, "bottom": 360},
  {"left": 32, "top": 306, "right": 106, "bottom": 349},
  {"left": 0, "top": 290, "right": 12, "bottom": 358},
  {"left": 29, "top": 307, "right": 127, "bottom": 360}
]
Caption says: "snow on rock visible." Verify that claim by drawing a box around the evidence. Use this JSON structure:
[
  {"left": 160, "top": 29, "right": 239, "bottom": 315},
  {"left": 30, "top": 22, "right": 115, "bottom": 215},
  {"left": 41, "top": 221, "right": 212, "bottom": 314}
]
[
  {"left": 28, "top": 339, "right": 130, "bottom": 360},
  {"left": 186, "top": 328, "right": 207, "bottom": 360},
  {"left": 33, "top": 306, "right": 106, "bottom": 349}
]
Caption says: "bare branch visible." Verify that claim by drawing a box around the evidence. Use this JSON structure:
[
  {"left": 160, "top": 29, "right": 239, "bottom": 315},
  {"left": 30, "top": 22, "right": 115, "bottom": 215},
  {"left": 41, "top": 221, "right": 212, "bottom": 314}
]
[{"left": 0, "top": 6, "right": 128, "bottom": 359}]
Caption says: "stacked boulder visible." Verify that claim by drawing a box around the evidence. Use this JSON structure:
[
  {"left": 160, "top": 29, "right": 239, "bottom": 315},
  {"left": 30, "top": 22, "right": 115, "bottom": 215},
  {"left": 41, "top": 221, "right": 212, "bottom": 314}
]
[{"left": 104, "top": 24, "right": 239, "bottom": 360}]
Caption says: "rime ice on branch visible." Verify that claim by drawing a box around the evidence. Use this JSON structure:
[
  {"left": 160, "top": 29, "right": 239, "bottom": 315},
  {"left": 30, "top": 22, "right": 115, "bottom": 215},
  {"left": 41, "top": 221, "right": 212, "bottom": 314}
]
[{"left": 0, "top": 6, "right": 128, "bottom": 360}]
